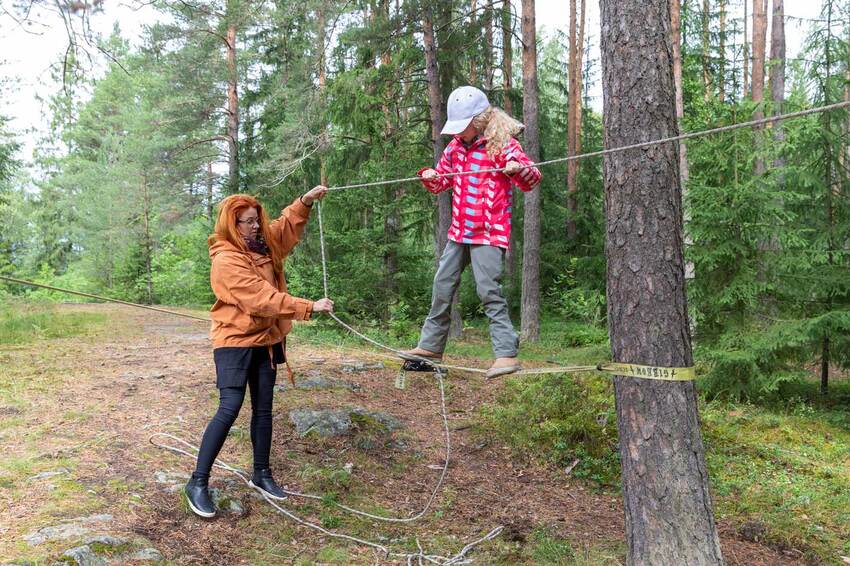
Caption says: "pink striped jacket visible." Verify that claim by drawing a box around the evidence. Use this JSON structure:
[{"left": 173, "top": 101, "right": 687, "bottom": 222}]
[{"left": 419, "top": 136, "right": 541, "bottom": 249}]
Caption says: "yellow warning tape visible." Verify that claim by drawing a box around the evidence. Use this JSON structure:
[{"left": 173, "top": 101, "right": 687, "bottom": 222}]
[{"left": 597, "top": 362, "right": 696, "bottom": 381}]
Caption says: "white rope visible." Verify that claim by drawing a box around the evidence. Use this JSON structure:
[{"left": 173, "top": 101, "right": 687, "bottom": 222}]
[
  {"left": 149, "top": 432, "right": 502, "bottom": 564},
  {"left": 325, "top": 100, "right": 850, "bottom": 192}
]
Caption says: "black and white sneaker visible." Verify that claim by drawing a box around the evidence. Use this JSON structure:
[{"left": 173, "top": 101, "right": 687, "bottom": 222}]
[
  {"left": 248, "top": 468, "right": 288, "bottom": 500},
  {"left": 185, "top": 477, "right": 216, "bottom": 518}
]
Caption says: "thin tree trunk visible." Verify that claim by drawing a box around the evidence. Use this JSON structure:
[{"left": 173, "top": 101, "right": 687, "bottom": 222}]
[
  {"left": 702, "top": 0, "right": 711, "bottom": 100},
  {"left": 566, "top": 0, "right": 580, "bottom": 241},
  {"left": 470, "top": 0, "right": 478, "bottom": 84},
  {"left": 520, "top": 0, "right": 541, "bottom": 341},
  {"left": 424, "top": 6, "right": 462, "bottom": 337},
  {"left": 752, "top": 0, "right": 768, "bottom": 175},
  {"left": 226, "top": 21, "right": 239, "bottom": 192},
  {"left": 743, "top": 0, "right": 749, "bottom": 98},
  {"left": 206, "top": 161, "right": 214, "bottom": 220},
  {"left": 503, "top": 0, "right": 517, "bottom": 289},
  {"left": 718, "top": 0, "right": 726, "bottom": 101},
  {"left": 484, "top": 3, "right": 494, "bottom": 90},
  {"left": 382, "top": 4, "right": 400, "bottom": 315},
  {"left": 846, "top": 25, "right": 850, "bottom": 176},
  {"left": 502, "top": 0, "right": 513, "bottom": 115},
  {"left": 672, "top": 0, "right": 693, "bottom": 280},
  {"left": 318, "top": 9, "right": 328, "bottom": 187},
  {"left": 769, "top": 0, "right": 785, "bottom": 162},
  {"left": 141, "top": 174, "right": 153, "bottom": 305},
  {"left": 600, "top": 0, "right": 724, "bottom": 563}
]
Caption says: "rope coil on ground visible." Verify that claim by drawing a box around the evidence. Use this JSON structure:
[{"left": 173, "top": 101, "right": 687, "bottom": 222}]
[{"left": 149, "top": 432, "right": 502, "bottom": 565}]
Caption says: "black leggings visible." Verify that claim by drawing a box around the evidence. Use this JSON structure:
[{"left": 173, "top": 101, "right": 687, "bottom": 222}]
[{"left": 193, "top": 353, "right": 277, "bottom": 479}]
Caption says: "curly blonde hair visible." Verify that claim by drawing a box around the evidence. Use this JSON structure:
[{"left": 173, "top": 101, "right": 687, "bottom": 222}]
[{"left": 471, "top": 106, "right": 525, "bottom": 159}]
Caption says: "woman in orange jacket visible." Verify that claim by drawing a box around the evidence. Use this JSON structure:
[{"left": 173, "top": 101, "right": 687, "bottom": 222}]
[{"left": 185, "top": 186, "right": 334, "bottom": 518}]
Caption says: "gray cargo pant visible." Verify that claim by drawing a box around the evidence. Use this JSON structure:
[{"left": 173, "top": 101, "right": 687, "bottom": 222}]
[{"left": 418, "top": 241, "right": 519, "bottom": 358}]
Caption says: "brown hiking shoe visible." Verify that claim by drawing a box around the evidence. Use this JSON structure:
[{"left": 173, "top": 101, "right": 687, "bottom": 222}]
[
  {"left": 399, "top": 348, "right": 443, "bottom": 362},
  {"left": 485, "top": 357, "right": 521, "bottom": 379}
]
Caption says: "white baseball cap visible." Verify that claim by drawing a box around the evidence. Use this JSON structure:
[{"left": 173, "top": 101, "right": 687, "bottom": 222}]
[{"left": 441, "top": 86, "right": 490, "bottom": 135}]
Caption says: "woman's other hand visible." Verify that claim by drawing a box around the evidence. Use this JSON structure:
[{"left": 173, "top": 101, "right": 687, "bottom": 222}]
[
  {"left": 312, "top": 298, "right": 334, "bottom": 313},
  {"left": 420, "top": 168, "right": 438, "bottom": 181}
]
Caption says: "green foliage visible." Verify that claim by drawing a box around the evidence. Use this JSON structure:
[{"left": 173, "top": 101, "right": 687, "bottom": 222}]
[
  {"left": 480, "top": 372, "right": 620, "bottom": 486},
  {"left": 702, "top": 396, "right": 850, "bottom": 561}
]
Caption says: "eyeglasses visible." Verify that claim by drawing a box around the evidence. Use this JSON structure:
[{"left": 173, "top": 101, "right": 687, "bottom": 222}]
[{"left": 237, "top": 218, "right": 260, "bottom": 226}]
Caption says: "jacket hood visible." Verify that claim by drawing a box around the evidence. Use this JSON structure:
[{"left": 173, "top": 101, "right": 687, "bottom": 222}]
[{"left": 209, "top": 237, "right": 243, "bottom": 260}]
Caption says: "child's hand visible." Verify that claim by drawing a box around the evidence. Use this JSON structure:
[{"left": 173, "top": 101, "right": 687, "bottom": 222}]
[
  {"left": 312, "top": 298, "right": 334, "bottom": 313},
  {"left": 420, "top": 168, "right": 438, "bottom": 180},
  {"left": 301, "top": 185, "right": 328, "bottom": 206},
  {"left": 504, "top": 161, "right": 522, "bottom": 176}
]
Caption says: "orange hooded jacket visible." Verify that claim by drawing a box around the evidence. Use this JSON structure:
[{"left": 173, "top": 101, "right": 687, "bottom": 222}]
[{"left": 208, "top": 197, "right": 314, "bottom": 349}]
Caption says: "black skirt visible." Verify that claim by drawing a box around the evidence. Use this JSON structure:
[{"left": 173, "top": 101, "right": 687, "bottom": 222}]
[{"left": 213, "top": 342, "right": 285, "bottom": 389}]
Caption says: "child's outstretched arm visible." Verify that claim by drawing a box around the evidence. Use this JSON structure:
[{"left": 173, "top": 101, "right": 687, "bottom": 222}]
[
  {"left": 417, "top": 146, "right": 454, "bottom": 194},
  {"left": 503, "top": 139, "right": 542, "bottom": 192}
]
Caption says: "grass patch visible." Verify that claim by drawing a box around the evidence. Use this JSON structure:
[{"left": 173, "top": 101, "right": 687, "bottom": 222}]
[
  {"left": 702, "top": 397, "right": 850, "bottom": 561},
  {"left": 479, "top": 372, "right": 620, "bottom": 486},
  {"left": 0, "top": 300, "right": 109, "bottom": 345}
]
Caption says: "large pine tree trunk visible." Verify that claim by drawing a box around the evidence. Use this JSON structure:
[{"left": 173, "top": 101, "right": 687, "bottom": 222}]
[
  {"left": 226, "top": 21, "right": 239, "bottom": 192},
  {"left": 600, "top": 0, "right": 724, "bottom": 563},
  {"left": 520, "top": 0, "right": 541, "bottom": 342}
]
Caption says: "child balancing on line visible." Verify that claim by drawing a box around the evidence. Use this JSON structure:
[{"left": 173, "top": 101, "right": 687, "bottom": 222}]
[{"left": 402, "top": 85, "right": 541, "bottom": 378}]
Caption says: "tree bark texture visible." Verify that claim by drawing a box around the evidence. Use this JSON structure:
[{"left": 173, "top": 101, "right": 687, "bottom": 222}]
[
  {"left": 769, "top": 0, "right": 785, "bottom": 167},
  {"left": 501, "top": 0, "right": 513, "bottom": 115},
  {"left": 226, "top": 22, "right": 239, "bottom": 192},
  {"left": 718, "top": 0, "right": 726, "bottom": 101},
  {"left": 520, "top": 0, "right": 541, "bottom": 341},
  {"left": 425, "top": 6, "right": 462, "bottom": 337},
  {"left": 752, "top": 0, "right": 768, "bottom": 175},
  {"left": 600, "top": 0, "right": 724, "bottom": 563},
  {"left": 566, "top": 0, "right": 585, "bottom": 241},
  {"left": 671, "top": 0, "right": 693, "bottom": 280}
]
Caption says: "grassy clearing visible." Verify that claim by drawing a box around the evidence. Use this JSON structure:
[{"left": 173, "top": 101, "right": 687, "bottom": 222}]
[{"left": 0, "top": 299, "right": 110, "bottom": 346}]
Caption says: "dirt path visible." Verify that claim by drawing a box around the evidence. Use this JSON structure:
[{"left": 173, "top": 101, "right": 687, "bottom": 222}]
[{"left": 0, "top": 305, "right": 805, "bottom": 564}]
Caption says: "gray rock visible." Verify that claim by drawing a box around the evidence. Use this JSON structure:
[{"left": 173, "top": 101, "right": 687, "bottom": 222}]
[
  {"left": 350, "top": 407, "right": 402, "bottom": 431},
  {"left": 29, "top": 468, "right": 70, "bottom": 481},
  {"left": 341, "top": 362, "right": 385, "bottom": 373},
  {"left": 82, "top": 535, "right": 129, "bottom": 547},
  {"left": 127, "top": 548, "right": 163, "bottom": 561},
  {"left": 23, "top": 515, "right": 114, "bottom": 545},
  {"left": 289, "top": 406, "right": 403, "bottom": 437},
  {"left": 209, "top": 488, "right": 246, "bottom": 517},
  {"left": 154, "top": 471, "right": 189, "bottom": 484},
  {"left": 59, "top": 545, "right": 106, "bottom": 566},
  {"left": 275, "top": 376, "right": 360, "bottom": 392},
  {"left": 24, "top": 523, "right": 91, "bottom": 546},
  {"left": 289, "top": 408, "right": 353, "bottom": 437}
]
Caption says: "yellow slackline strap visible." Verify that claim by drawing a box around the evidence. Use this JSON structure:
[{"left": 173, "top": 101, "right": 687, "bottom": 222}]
[
  {"left": 1, "top": 274, "right": 697, "bottom": 382},
  {"left": 597, "top": 362, "right": 696, "bottom": 381}
]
